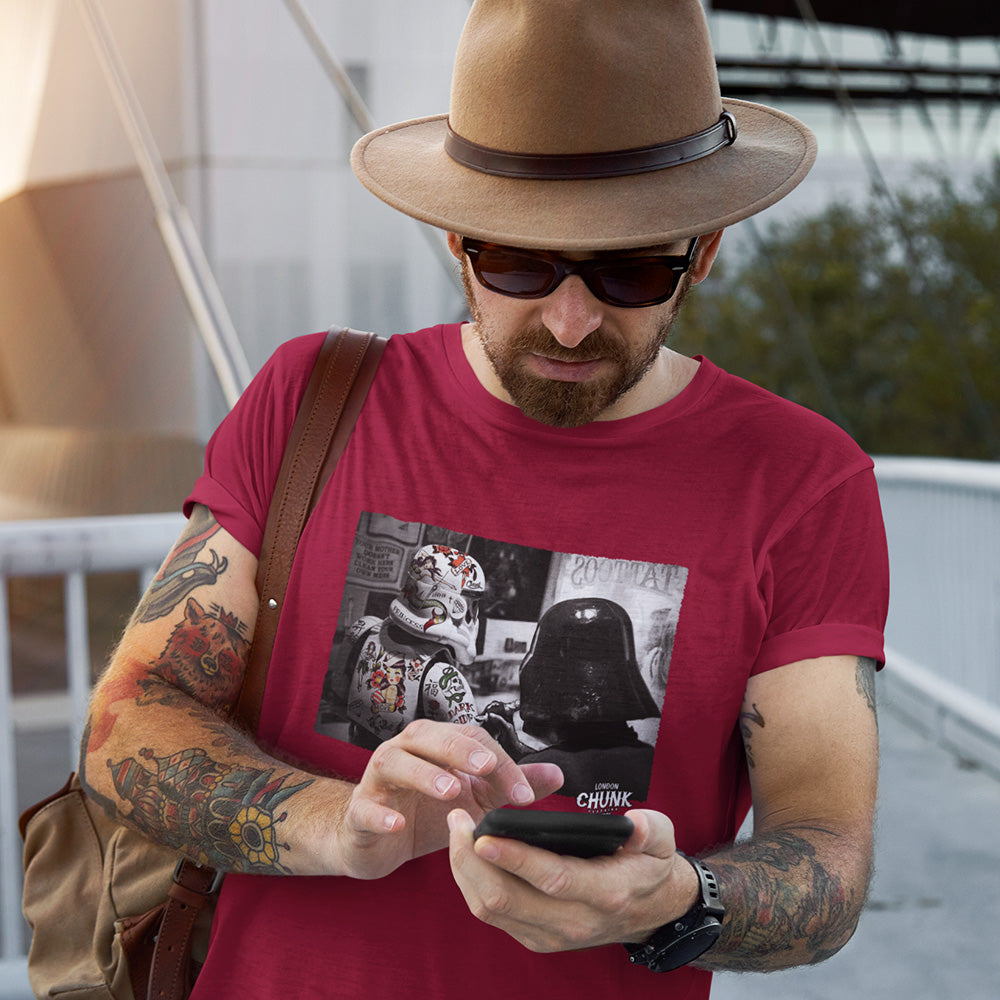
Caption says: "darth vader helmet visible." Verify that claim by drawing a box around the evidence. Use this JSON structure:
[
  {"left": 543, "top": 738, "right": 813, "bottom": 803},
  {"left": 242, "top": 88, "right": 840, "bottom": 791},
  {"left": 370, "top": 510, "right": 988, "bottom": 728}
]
[
  {"left": 389, "top": 544, "right": 485, "bottom": 665},
  {"left": 519, "top": 598, "right": 660, "bottom": 736}
]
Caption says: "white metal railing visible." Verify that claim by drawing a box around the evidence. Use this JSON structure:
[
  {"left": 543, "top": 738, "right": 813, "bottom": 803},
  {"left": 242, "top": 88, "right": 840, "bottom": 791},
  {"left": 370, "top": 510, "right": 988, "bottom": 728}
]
[
  {"left": 874, "top": 457, "right": 1000, "bottom": 712},
  {"left": 0, "top": 513, "right": 183, "bottom": 961},
  {"left": 2, "top": 461, "right": 1000, "bottom": 963}
]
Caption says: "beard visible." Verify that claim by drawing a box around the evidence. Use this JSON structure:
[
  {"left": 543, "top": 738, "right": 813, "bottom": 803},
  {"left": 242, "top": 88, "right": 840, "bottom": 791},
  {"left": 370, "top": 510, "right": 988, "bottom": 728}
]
[{"left": 460, "top": 261, "right": 689, "bottom": 428}]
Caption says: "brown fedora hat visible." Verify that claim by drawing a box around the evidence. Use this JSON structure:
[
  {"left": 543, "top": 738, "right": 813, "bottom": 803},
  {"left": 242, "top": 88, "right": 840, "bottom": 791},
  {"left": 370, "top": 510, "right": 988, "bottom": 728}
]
[{"left": 352, "top": 0, "right": 817, "bottom": 250}]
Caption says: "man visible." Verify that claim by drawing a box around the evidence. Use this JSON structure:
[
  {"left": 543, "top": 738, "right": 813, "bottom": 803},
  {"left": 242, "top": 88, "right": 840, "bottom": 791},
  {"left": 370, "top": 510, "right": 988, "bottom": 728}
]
[{"left": 81, "top": 2, "right": 888, "bottom": 997}]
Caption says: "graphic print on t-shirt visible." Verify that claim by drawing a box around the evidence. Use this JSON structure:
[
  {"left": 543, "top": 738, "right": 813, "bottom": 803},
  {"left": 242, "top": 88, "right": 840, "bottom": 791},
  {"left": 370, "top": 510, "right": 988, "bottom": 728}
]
[{"left": 315, "top": 513, "right": 688, "bottom": 809}]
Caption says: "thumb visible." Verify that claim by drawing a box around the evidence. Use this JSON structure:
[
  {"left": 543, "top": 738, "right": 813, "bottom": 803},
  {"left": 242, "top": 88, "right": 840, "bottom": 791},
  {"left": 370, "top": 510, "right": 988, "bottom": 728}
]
[{"left": 623, "top": 808, "right": 678, "bottom": 859}]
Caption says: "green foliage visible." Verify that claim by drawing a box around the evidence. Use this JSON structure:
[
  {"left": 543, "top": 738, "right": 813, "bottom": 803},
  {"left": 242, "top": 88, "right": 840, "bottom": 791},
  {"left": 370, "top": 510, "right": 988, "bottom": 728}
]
[{"left": 672, "top": 162, "right": 1000, "bottom": 459}]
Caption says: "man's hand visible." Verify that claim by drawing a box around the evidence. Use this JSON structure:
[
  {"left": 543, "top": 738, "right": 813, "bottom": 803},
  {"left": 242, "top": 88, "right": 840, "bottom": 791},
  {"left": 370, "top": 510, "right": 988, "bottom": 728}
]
[
  {"left": 333, "top": 720, "right": 564, "bottom": 880},
  {"left": 446, "top": 807, "right": 699, "bottom": 952}
]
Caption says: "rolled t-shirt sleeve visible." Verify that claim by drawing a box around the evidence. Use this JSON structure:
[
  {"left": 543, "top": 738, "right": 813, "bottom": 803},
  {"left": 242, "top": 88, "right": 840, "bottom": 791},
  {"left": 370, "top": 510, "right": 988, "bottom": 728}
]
[
  {"left": 184, "top": 332, "right": 327, "bottom": 556},
  {"left": 753, "top": 466, "right": 889, "bottom": 674}
]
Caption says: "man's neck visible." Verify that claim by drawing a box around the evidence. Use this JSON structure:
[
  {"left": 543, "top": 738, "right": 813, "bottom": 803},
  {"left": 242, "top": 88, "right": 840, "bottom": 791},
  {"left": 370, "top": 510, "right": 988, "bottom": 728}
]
[{"left": 460, "top": 322, "right": 699, "bottom": 423}]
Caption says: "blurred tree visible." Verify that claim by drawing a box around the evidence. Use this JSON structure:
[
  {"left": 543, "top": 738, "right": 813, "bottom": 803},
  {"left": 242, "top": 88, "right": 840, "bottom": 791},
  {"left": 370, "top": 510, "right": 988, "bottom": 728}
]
[{"left": 674, "top": 162, "right": 1000, "bottom": 459}]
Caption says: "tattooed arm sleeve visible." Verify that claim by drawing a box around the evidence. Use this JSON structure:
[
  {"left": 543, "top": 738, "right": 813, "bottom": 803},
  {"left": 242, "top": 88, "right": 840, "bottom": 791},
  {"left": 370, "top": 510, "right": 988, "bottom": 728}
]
[
  {"left": 698, "top": 655, "right": 879, "bottom": 972},
  {"left": 79, "top": 505, "right": 342, "bottom": 876}
]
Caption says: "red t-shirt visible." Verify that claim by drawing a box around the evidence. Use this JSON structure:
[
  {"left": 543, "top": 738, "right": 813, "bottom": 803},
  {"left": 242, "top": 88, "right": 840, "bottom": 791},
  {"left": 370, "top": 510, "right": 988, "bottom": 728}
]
[{"left": 186, "top": 324, "right": 888, "bottom": 1000}]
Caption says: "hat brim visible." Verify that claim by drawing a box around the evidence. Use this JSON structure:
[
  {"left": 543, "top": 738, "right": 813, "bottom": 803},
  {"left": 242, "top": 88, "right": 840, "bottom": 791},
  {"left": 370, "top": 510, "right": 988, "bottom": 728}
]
[{"left": 351, "top": 99, "right": 817, "bottom": 251}]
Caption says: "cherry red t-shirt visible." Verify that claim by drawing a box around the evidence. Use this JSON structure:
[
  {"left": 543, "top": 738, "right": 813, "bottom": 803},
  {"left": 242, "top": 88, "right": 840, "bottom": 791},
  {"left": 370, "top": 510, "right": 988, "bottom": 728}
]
[{"left": 185, "top": 324, "right": 888, "bottom": 1000}]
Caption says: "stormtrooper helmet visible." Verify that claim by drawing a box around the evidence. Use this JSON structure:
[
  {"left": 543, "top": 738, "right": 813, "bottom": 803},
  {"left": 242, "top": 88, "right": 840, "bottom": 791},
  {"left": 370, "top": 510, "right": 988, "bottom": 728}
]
[{"left": 389, "top": 545, "right": 485, "bottom": 665}]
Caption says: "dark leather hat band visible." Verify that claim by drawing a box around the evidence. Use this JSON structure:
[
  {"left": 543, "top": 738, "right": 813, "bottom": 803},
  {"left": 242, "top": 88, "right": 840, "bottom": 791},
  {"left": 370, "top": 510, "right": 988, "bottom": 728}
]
[{"left": 444, "top": 112, "right": 736, "bottom": 179}]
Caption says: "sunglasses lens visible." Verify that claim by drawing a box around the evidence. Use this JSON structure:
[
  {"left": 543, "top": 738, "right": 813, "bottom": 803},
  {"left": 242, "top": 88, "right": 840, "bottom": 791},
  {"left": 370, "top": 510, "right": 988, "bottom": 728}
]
[
  {"left": 589, "top": 261, "right": 680, "bottom": 307},
  {"left": 471, "top": 248, "right": 557, "bottom": 297}
]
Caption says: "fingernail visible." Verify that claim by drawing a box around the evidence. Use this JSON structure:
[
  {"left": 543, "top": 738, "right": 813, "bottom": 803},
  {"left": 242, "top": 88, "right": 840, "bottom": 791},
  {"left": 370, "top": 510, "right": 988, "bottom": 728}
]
[
  {"left": 469, "top": 750, "right": 493, "bottom": 771},
  {"left": 435, "top": 774, "right": 457, "bottom": 795},
  {"left": 511, "top": 782, "right": 533, "bottom": 804}
]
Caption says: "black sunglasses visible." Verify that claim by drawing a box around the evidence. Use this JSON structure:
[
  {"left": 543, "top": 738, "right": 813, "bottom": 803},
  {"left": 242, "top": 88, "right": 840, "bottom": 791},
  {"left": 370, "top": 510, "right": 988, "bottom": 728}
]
[{"left": 462, "top": 237, "right": 698, "bottom": 308}]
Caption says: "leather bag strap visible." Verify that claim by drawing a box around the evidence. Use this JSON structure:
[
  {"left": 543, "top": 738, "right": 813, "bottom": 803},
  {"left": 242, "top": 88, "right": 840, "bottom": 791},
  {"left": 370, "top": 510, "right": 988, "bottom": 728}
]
[
  {"left": 147, "top": 326, "right": 385, "bottom": 1000},
  {"left": 238, "top": 326, "right": 385, "bottom": 733},
  {"left": 145, "top": 861, "right": 221, "bottom": 1000}
]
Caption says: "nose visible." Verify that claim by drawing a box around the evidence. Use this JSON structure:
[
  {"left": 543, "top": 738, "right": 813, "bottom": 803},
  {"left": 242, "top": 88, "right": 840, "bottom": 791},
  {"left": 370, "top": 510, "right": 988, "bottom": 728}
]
[{"left": 539, "top": 275, "right": 604, "bottom": 349}]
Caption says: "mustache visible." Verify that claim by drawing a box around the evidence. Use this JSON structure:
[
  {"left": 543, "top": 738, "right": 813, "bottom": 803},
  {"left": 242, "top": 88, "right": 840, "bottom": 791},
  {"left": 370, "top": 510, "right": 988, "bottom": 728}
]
[{"left": 508, "top": 326, "right": 628, "bottom": 363}]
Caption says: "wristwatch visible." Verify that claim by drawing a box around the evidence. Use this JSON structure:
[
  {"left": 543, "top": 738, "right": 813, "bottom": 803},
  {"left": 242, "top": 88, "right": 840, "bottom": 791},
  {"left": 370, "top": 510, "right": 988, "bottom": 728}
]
[{"left": 623, "top": 856, "right": 724, "bottom": 973}]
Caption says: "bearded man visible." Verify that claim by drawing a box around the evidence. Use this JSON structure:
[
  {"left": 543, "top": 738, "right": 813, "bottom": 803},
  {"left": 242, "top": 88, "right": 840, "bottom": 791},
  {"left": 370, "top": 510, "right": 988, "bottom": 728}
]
[{"left": 82, "top": 2, "right": 888, "bottom": 998}]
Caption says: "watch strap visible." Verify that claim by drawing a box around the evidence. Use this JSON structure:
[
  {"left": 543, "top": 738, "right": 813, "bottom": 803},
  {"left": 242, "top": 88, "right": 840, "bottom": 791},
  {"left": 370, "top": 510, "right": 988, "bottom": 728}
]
[{"left": 624, "top": 856, "right": 724, "bottom": 973}]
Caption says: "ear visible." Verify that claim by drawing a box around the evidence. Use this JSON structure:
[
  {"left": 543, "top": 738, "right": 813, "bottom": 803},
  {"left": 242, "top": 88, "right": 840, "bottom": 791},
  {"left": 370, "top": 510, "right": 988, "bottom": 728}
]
[
  {"left": 446, "top": 232, "right": 465, "bottom": 261},
  {"left": 689, "top": 229, "right": 724, "bottom": 285}
]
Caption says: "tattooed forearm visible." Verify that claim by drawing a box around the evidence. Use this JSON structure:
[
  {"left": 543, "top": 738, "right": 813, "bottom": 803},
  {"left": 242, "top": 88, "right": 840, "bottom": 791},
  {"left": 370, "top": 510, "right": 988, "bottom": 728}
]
[
  {"left": 133, "top": 505, "right": 228, "bottom": 624},
  {"left": 105, "top": 744, "right": 313, "bottom": 874},
  {"left": 699, "top": 828, "right": 865, "bottom": 971},
  {"left": 856, "top": 656, "right": 878, "bottom": 719}
]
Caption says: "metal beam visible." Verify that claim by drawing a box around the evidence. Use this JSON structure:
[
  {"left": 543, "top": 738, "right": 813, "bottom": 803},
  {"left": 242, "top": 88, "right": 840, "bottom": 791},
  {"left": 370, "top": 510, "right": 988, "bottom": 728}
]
[
  {"left": 717, "top": 55, "right": 1000, "bottom": 103},
  {"left": 75, "top": 0, "right": 252, "bottom": 409},
  {"left": 712, "top": 1, "right": 1000, "bottom": 40}
]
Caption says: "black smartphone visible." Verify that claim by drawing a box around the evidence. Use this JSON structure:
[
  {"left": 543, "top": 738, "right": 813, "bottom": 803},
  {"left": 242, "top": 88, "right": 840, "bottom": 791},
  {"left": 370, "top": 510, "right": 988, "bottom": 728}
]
[{"left": 473, "top": 809, "right": 634, "bottom": 859}]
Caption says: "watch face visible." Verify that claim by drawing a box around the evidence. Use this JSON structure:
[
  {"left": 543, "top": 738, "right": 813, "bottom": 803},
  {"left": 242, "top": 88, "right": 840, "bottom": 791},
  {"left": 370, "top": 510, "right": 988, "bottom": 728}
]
[{"left": 647, "top": 921, "right": 722, "bottom": 973}]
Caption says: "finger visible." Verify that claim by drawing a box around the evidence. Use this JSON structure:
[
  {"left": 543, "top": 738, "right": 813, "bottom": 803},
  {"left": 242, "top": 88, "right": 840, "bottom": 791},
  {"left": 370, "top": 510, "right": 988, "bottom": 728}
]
[
  {"left": 473, "top": 833, "right": 582, "bottom": 901},
  {"left": 345, "top": 790, "right": 407, "bottom": 836},
  {"left": 447, "top": 807, "right": 477, "bottom": 857},
  {"left": 396, "top": 719, "right": 507, "bottom": 778},
  {"left": 400, "top": 721, "right": 539, "bottom": 807},
  {"left": 449, "top": 810, "right": 548, "bottom": 942},
  {"left": 448, "top": 809, "right": 512, "bottom": 908},
  {"left": 518, "top": 762, "right": 565, "bottom": 801},
  {"left": 449, "top": 809, "right": 554, "bottom": 913},
  {"left": 360, "top": 739, "right": 464, "bottom": 806},
  {"left": 455, "top": 725, "right": 538, "bottom": 805},
  {"left": 623, "top": 808, "right": 677, "bottom": 859},
  {"left": 360, "top": 720, "right": 500, "bottom": 800}
]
